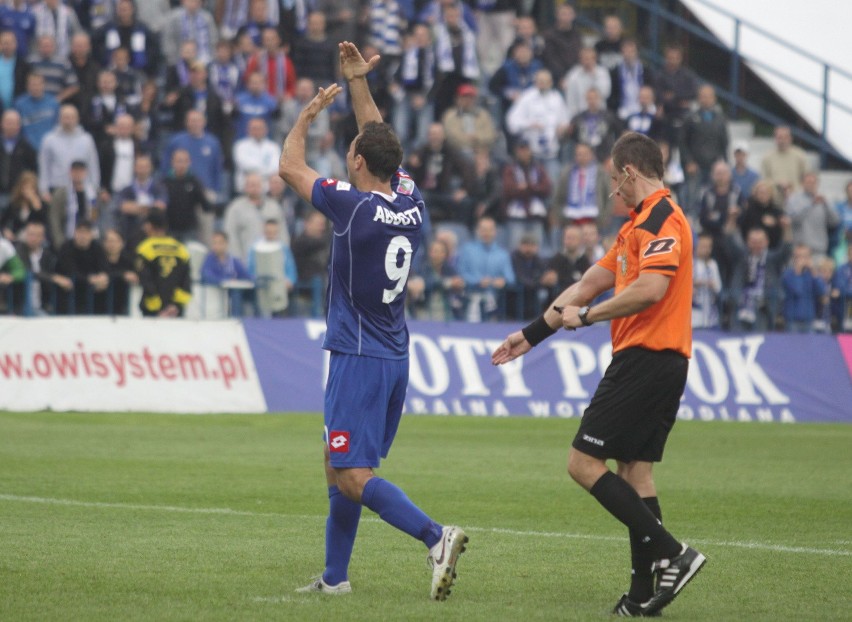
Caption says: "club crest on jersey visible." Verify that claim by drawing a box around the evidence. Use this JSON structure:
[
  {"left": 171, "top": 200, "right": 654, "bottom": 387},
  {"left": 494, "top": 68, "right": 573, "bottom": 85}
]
[
  {"left": 321, "top": 178, "right": 337, "bottom": 187},
  {"left": 328, "top": 430, "right": 350, "bottom": 453},
  {"left": 397, "top": 175, "right": 415, "bottom": 196},
  {"left": 643, "top": 237, "right": 676, "bottom": 257}
]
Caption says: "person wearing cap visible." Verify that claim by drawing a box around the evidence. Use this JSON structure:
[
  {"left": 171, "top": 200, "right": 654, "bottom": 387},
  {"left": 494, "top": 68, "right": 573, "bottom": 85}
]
[
  {"left": 441, "top": 83, "right": 497, "bottom": 158},
  {"left": 731, "top": 140, "right": 759, "bottom": 200}
]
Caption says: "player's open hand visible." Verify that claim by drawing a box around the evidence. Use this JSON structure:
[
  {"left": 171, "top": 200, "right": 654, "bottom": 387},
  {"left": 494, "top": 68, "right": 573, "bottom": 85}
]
[
  {"left": 304, "top": 83, "right": 343, "bottom": 121},
  {"left": 491, "top": 330, "right": 532, "bottom": 365},
  {"left": 339, "top": 41, "right": 380, "bottom": 81}
]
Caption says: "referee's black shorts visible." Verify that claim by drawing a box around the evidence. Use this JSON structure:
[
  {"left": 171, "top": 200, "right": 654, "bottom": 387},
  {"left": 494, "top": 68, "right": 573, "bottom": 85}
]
[{"left": 572, "top": 347, "right": 688, "bottom": 463}]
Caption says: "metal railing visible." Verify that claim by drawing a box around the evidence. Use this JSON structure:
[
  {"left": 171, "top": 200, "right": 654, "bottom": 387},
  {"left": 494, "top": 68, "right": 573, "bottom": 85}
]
[{"left": 582, "top": 0, "right": 852, "bottom": 167}]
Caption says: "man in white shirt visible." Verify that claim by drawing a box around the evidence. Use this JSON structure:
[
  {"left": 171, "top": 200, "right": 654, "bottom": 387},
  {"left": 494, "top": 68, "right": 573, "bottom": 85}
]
[
  {"left": 232, "top": 117, "right": 279, "bottom": 193},
  {"left": 563, "top": 47, "right": 611, "bottom": 120}
]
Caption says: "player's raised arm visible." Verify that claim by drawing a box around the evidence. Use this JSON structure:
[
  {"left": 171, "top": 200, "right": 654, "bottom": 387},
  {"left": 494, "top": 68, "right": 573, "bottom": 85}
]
[
  {"left": 338, "top": 41, "right": 383, "bottom": 129},
  {"left": 279, "top": 83, "right": 343, "bottom": 202}
]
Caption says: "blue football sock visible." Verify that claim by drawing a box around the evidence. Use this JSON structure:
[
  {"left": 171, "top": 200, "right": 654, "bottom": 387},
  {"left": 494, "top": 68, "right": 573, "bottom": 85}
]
[
  {"left": 322, "top": 485, "right": 361, "bottom": 586},
  {"left": 360, "top": 477, "right": 443, "bottom": 549}
]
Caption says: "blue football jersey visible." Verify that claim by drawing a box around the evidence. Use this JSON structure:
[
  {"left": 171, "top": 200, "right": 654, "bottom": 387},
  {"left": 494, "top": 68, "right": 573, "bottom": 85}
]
[{"left": 311, "top": 168, "right": 425, "bottom": 359}]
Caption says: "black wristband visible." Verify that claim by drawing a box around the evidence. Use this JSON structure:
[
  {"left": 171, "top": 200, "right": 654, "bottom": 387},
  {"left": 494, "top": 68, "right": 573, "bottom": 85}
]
[{"left": 521, "top": 315, "right": 557, "bottom": 347}]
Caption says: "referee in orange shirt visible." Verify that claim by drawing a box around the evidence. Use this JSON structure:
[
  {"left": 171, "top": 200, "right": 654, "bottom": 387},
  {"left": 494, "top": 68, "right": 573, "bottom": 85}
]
[{"left": 493, "top": 132, "right": 706, "bottom": 617}]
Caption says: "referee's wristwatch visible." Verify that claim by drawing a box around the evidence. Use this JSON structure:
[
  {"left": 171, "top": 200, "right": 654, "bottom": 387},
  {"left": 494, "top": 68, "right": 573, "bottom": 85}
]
[{"left": 578, "top": 305, "right": 593, "bottom": 326}]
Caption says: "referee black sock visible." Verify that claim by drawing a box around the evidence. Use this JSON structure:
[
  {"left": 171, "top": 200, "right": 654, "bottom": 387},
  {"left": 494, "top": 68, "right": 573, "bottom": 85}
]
[
  {"left": 628, "top": 496, "right": 663, "bottom": 603},
  {"left": 589, "top": 472, "right": 681, "bottom": 561}
]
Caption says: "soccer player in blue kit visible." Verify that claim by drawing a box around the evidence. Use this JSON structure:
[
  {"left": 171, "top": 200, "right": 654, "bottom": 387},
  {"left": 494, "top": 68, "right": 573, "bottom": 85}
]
[{"left": 279, "top": 41, "right": 467, "bottom": 601}]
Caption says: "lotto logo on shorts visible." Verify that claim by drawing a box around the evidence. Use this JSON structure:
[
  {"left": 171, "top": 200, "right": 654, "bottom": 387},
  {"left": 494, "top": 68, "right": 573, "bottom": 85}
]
[{"left": 329, "top": 431, "right": 350, "bottom": 453}]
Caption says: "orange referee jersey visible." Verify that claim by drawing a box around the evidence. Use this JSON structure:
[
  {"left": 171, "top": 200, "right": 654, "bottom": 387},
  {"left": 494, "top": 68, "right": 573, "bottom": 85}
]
[{"left": 598, "top": 188, "right": 693, "bottom": 358}]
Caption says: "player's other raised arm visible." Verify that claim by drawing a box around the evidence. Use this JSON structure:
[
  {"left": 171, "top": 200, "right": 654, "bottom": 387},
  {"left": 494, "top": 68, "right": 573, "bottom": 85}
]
[
  {"left": 279, "top": 83, "right": 343, "bottom": 202},
  {"left": 339, "top": 41, "right": 383, "bottom": 130}
]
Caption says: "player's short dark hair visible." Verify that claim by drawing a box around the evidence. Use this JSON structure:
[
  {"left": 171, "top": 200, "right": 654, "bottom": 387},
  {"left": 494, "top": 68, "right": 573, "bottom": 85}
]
[
  {"left": 355, "top": 122, "right": 403, "bottom": 182},
  {"left": 612, "top": 132, "right": 664, "bottom": 181},
  {"left": 146, "top": 209, "right": 168, "bottom": 231}
]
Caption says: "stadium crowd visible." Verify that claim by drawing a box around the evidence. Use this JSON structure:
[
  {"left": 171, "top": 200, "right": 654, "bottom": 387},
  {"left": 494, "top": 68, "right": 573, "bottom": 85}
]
[{"left": 0, "top": 0, "right": 850, "bottom": 331}]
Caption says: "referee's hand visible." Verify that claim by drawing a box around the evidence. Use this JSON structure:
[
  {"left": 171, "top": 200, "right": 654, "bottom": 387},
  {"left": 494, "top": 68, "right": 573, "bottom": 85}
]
[{"left": 491, "top": 331, "right": 531, "bottom": 365}]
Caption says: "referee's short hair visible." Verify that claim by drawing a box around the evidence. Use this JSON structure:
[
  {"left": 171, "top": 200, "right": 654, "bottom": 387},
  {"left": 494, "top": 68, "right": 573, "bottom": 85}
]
[
  {"left": 355, "top": 121, "right": 403, "bottom": 182},
  {"left": 612, "top": 132, "right": 665, "bottom": 181}
]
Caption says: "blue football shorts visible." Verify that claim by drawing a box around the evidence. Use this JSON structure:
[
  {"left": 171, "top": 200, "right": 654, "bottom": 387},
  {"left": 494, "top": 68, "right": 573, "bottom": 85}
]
[{"left": 324, "top": 351, "right": 409, "bottom": 468}]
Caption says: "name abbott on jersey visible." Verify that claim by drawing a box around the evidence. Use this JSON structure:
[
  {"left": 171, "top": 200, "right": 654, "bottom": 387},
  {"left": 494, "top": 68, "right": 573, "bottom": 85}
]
[{"left": 373, "top": 204, "right": 423, "bottom": 227}]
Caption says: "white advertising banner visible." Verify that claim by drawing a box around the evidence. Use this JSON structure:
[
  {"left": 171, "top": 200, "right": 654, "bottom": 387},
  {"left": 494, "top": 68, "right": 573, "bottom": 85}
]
[{"left": 0, "top": 318, "right": 267, "bottom": 413}]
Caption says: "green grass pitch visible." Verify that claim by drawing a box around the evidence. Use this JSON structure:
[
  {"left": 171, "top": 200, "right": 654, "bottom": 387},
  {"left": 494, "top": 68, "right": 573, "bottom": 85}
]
[{"left": 1, "top": 412, "right": 850, "bottom": 621}]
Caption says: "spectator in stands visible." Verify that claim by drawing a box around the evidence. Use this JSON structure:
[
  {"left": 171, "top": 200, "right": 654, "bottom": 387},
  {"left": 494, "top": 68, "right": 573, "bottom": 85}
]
[
  {"left": 48, "top": 159, "right": 103, "bottom": 248},
  {"left": 608, "top": 38, "right": 652, "bottom": 121},
  {"left": 431, "top": 1, "right": 480, "bottom": 121},
  {"left": 109, "top": 44, "right": 144, "bottom": 107},
  {"left": 311, "top": 0, "right": 357, "bottom": 43},
  {"left": 201, "top": 230, "right": 252, "bottom": 285},
  {"left": 209, "top": 40, "right": 241, "bottom": 118},
  {"left": 162, "top": 0, "right": 218, "bottom": 65},
  {"left": 278, "top": 77, "right": 324, "bottom": 152},
  {"left": 55, "top": 219, "right": 109, "bottom": 314},
  {"left": 291, "top": 210, "right": 329, "bottom": 307},
  {"left": 595, "top": 14, "right": 625, "bottom": 71},
  {"left": 564, "top": 47, "right": 611, "bottom": 121},
  {"left": 581, "top": 221, "right": 606, "bottom": 264},
  {"left": 474, "top": 0, "right": 517, "bottom": 80},
  {"left": 115, "top": 153, "right": 167, "bottom": 249},
  {"left": 508, "top": 233, "right": 546, "bottom": 320},
  {"left": 309, "top": 129, "right": 346, "bottom": 186},
  {"left": 39, "top": 105, "right": 100, "bottom": 204},
  {"left": 173, "top": 62, "right": 229, "bottom": 149},
  {"left": 692, "top": 232, "right": 722, "bottom": 329},
  {"left": 506, "top": 68, "right": 569, "bottom": 186},
  {"left": 786, "top": 171, "right": 840, "bottom": 262},
  {"left": 488, "top": 40, "right": 541, "bottom": 133},
  {"left": 68, "top": 33, "right": 99, "bottom": 114},
  {"left": 101, "top": 227, "right": 137, "bottom": 315},
  {"left": 739, "top": 180, "right": 784, "bottom": 250},
  {"left": 291, "top": 11, "right": 337, "bottom": 87},
  {"left": 654, "top": 43, "right": 697, "bottom": 128},
  {"left": 0, "top": 0, "right": 36, "bottom": 57},
  {"left": 500, "top": 137, "right": 551, "bottom": 251},
  {"left": 761, "top": 125, "right": 808, "bottom": 200},
  {"left": 244, "top": 27, "right": 296, "bottom": 104},
  {"left": 731, "top": 141, "right": 759, "bottom": 200},
  {"left": 223, "top": 171, "right": 280, "bottom": 263},
  {"left": 624, "top": 84, "right": 665, "bottom": 140},
  {"left": 247, "top": 218, "right": 297, "bottom": 293},
  {"left": 162, "top": 148, "right": 210, "bottom": 243},
  {"left": 552, "top": 142, "right": 611, "bottom": 234},
  {"left": 71, "top": 0, "right": 113, "bottom": 32},
  {"left": 836, "top": 180, "right": 852, "bottom": 247},
  {"left": 93, "top": 0, "right": 160, "bottom": 77},
  {"left": 135, "top": 0, "right": 171, "bottom": 35},
  {"left": 31, "top": 0, "right": 82, "bottom": 59},
  {"left": 2, "top": 171, "right": 46, "bottom": 242},
  {"left": 406, "top": 122, "right": 476, "bottom": 235},
  {"left": 263, "top": 175, "right": 295, "bottom": 244},
  {"left": 97, "top": 113, "right": 138, "bottom": 202},
  {"left": 507, "top": 15, "right": 544, "bottom": 60},
  {"left": 725, "top": 210, "right": 792, "bottom": 332},
  {"left": 781, "top": 244, "right": 825, "bottom": 333},
  {"left": 135, "top": 209, "right": 191, "bottom": 317},
  {"left": 567, "top": 87, "right": 621, "bottom": 163},
  {"left": 392, "top": 22, "right": 435, "bottom": 151},
  {"left": 164, "top": 40, "right": 198, "bottom": 109},
  {"left": 458, "top": 216, "right": 515, "bottom": 322},
  {"left": 417, "top": 0, "right": 477, "bottom": 31},
  {"left": 28, "top": 34, "right": 79, "bottom": 104},
  {"left": 658, "top": 138, "right": 685, "bottom": 203},
  {"left": 0, "top": 110, "right": 37, "bottom": 214},
  {"left": 85, "top": 70, "right": 139, "bottom": 144},
  {"left": 814, "top": 256, "right": 835, "bottom": 333},
  {"left": 233, "top": 117, "right": 279, "bottom": 194},
  {"left": 407, "top": 237, "right": 466, "bottom": 321},
  {"left": 233, "top": 0, "right": 275, "bottom": 45},
  {"left": 471, "top": 147, "right": 502, "bottom": 223},
  {"left": 0, "top": 232, "right": 26, "bottom": 312},
  {"left": 441, "top": 83, "right": 497, "bottom": 159},
  {"left": 831, "top": 244, "right": 852, "bottom": 332},
  {"left": 681, "top": 84, "right": 728, "bottom": 210},
  {"left": 541, "top": 3, "right": 581, "bottom": 90},
  {"left": 697, "top": 161, "right": 741, "bottom": 285},
  {"left": 0, "top": 31, "right": 28, "bottom": 109},
  {"left": 14, "top": 220, "right": 63, "bottom": 314},
  {"left": 13, "top": 72, "right": 58, "bottom": 152},
  {"left": 161, "top": 109, "right": 224, "bottom": 204},
  {"left": 541, "top": 223, "right": 590, "bottom": 297}
]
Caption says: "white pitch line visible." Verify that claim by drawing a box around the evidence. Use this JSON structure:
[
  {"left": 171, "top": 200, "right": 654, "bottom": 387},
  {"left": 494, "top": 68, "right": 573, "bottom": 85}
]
[{"left": 1, "top": 493, "right": 849, "bottom": 558}]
